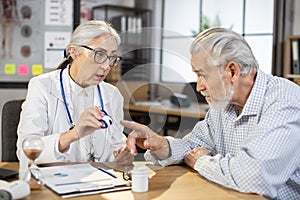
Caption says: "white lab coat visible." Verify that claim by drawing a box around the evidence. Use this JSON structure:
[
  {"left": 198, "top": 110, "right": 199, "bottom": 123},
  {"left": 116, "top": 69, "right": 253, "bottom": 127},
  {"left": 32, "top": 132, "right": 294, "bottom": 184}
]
[{"left": 16, "top": 67, "right": 126, "bottom": 178}]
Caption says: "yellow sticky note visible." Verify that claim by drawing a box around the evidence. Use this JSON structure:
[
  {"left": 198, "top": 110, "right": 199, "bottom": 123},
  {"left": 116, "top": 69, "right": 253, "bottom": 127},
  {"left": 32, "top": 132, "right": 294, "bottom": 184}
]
[
  {"left": 5, "top": 64, "right": 16, "bottom": 74},
  {"left": 32, "top": 64, "right": 43, "bottom": 75}
]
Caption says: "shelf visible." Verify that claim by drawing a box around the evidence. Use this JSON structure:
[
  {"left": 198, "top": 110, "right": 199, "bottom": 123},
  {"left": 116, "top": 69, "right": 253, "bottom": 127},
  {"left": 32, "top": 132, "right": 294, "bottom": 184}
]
[
  {"left": 92, "top": 4, "right": 151, "bottom": 15},
  {"left": 284, "top": 35, "right": 300, "bottom": 85},
  {"left": 285, "top": 74, "right": 300, "bottom": 78},
  {"left": 92, "top": 4, "right": 152, "bottom": 83}
]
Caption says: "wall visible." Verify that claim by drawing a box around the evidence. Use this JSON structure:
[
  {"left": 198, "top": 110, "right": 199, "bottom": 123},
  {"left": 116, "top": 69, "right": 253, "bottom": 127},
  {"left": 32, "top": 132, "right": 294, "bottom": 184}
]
[
  {"left": 0, "top": 88, "right": 27, "bottom": 160},
  {"left": 293, "top": 0, "right": 300, "bottom": 34}
]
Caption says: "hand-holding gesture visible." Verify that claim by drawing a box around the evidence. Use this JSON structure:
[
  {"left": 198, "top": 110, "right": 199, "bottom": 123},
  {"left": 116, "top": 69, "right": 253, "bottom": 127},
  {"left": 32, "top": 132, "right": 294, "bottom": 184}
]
[
  {"left": 184, "top": 146, "right": 211, "bottom": 168},
  {"left": 113, "top": 145, "right": 134, "bottom": 165},
  {"left": 59, "top": 106, "right": 109, "bottom": 152},
  {"left": 75, "top": 106, "right": 108, "bottom": 139}
]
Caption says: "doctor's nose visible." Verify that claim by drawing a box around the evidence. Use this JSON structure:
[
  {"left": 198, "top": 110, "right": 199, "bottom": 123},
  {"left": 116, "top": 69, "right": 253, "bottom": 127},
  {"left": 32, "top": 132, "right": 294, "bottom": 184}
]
[{"left": 99, "top": 60, "right": 111, "bottom": 71}]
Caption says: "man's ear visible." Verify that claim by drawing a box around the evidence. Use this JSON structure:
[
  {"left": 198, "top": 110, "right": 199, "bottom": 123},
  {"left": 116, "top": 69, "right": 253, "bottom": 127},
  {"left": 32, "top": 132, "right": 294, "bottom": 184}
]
[{"left": 225, "top": 61, "right": 240, "bottom": 82}]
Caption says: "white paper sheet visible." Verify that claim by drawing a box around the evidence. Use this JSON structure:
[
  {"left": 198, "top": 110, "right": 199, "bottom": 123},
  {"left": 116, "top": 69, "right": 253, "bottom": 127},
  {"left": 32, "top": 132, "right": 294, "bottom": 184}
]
[{"left": 39, "top": 163, "right": 130, "bottom": 196}]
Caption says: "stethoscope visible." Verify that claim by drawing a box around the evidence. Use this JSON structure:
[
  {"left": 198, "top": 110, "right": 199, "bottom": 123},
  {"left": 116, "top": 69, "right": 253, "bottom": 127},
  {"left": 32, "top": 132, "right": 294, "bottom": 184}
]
[{"left": 59, "top": 67, "right": 113, "bottom": 129}]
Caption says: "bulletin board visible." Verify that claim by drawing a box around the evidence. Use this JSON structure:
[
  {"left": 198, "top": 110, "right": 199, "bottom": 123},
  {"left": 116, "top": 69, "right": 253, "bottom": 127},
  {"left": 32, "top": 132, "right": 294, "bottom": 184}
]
[{"left": 0, "top": 0, "right": 73, "bottom": 85}]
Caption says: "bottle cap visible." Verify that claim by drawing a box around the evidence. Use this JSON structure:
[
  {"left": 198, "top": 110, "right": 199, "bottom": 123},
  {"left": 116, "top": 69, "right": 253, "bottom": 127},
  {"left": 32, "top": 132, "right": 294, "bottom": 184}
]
[{"left": 132, "top": 166, "right": 148, "bottom": 174}]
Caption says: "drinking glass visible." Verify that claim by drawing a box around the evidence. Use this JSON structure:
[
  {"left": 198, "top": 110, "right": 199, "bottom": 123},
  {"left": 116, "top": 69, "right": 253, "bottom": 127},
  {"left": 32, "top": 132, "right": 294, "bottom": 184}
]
[{"left": 22, "top": 135, "right": 44, "bottom": 189}]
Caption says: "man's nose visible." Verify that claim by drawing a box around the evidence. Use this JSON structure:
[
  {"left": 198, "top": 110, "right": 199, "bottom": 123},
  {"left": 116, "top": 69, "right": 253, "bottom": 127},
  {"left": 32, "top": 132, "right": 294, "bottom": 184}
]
[{"left": 196, "top": 79, "right": 206, "bottom": 92}]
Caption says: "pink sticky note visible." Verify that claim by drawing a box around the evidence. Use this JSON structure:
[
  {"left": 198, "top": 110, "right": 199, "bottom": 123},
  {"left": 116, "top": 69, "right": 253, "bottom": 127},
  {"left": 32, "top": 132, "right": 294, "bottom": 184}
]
[{"left": 18, "top": 64, "right": 29, "bottom": 76}]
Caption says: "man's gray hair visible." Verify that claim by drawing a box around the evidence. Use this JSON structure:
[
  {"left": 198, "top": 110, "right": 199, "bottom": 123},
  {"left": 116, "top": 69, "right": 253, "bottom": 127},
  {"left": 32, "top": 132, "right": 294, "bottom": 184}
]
[{"left": 190, "top": 27, "right": 258, "bottom": 75}]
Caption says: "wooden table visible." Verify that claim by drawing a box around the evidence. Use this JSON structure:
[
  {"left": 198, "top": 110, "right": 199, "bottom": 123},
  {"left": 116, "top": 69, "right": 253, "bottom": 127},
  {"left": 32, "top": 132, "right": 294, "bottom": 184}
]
[{"left": 0, "top": 162, "right": 265, "bottom": 200}]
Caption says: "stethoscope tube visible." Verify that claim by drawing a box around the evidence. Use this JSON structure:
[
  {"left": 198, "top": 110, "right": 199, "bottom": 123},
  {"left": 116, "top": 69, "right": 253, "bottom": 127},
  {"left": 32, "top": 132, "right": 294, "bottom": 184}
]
[{"left": 60, "top": 67, "right": 112, "bottom": 129}]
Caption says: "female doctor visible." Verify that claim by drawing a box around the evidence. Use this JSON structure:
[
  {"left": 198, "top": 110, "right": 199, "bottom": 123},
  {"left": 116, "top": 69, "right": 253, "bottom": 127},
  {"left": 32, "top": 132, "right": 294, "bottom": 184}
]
[{"left": 16, "top": 20, "right": 133, "bottom": 176}]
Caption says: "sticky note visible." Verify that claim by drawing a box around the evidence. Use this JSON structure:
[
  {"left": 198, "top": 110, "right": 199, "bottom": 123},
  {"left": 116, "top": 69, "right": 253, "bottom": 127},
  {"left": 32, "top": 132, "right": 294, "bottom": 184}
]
[
  {"left": 18, "top": 64, "right": 29, "bottom": 75},
  {"left": 5, "top": 64, "right": 16, "bottom": 74},
  {"left": 32, "top": 64, "right": 43, "bottom": 75}
]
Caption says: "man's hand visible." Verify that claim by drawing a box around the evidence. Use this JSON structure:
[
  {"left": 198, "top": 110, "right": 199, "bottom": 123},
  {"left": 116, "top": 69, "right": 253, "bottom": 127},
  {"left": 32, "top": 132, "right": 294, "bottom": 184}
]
[
  {"left": 120, "top": 120, "right": 169, "bottom": 156},
  {"left": 184, "top": 146, "right": 211, "bottom": 168},
  {"left": 113, "top": 146, "right": 134, "bottom": 166}
]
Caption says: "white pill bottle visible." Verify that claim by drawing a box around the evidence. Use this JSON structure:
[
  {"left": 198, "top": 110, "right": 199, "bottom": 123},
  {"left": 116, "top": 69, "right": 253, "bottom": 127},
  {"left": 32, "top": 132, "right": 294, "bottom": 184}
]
[{"left": 132, "top": 166, "right": 148, "bottom": 192}]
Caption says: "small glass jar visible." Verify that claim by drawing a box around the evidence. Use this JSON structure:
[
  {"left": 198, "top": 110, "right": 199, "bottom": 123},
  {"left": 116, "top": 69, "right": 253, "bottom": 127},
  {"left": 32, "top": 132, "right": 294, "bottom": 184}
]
[{"left": 132, "top": 166, "right": 148, "bottom": 192}]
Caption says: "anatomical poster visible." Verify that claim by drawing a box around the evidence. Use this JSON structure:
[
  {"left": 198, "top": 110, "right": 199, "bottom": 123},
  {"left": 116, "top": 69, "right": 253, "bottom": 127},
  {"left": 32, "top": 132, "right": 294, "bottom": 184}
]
[{"left": 0, "top": 0, "right": 73, "bottom": 83}]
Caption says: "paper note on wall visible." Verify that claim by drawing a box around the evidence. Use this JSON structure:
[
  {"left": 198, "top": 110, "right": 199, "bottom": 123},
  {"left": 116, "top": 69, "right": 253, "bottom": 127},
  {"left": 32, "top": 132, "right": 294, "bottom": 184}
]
[
  {"left": 5, "top": 64, "right": 16, "bottom": 75},
  {"left": 18, "top": 64, "right": 29, "bottom": 76},
  {"left": 45, "top": 0, "right": 73, "bottom": 26},
  {"left": 32, "top": 64, "right": 43, "bottom": 75},
  {"left": 44, "top": 31, "right": 71, "bottom": 69}
]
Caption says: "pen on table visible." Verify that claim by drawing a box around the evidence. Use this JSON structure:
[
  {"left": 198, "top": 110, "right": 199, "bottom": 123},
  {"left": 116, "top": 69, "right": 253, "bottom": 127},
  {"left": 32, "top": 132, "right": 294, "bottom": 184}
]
[
  {"left": 55, "top": 179, "right": 111, "bottom": 186},
  {"left": 98, "top": 167, "right": 117, "bottom": 178}
]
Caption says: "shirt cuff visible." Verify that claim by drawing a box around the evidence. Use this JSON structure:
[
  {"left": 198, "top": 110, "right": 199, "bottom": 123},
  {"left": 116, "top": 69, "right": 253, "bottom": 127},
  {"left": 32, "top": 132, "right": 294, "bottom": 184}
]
[
  {"left": 194, "top": 156, "right": 207, "bottom": 171},
  {"left": 152, "top": 138, "right": 171, "bottom": 160},
  {"left": 54, "top": 134, "right": 69, "bottom": 160}
]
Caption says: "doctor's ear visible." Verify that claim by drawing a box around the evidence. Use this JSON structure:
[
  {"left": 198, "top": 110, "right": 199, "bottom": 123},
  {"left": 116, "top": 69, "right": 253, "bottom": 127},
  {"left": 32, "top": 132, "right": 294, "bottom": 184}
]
[
  {"left": 68, "top": 46, "right": 79, "bottom": 59},
  {"left": 68, "top": 46, "right": 76, "bottom": 55}
]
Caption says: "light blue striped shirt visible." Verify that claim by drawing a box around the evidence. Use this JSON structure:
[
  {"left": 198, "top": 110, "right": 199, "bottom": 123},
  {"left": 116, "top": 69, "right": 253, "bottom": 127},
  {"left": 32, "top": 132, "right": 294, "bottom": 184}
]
[{"left": 145, "top": 70, "right": 300, "bottom": 199}]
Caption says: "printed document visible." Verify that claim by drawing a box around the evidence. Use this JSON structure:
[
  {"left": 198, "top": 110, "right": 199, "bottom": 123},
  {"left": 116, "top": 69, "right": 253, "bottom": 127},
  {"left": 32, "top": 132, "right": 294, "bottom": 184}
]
[{"left": 39, "top": 163, "right": 130, "bottom": 197}]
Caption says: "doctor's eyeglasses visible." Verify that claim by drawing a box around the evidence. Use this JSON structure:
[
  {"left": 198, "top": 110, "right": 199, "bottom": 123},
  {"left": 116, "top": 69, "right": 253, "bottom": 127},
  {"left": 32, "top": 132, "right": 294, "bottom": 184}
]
[{"left": 80, "top": 45, "right": 122, "bottom": 67}]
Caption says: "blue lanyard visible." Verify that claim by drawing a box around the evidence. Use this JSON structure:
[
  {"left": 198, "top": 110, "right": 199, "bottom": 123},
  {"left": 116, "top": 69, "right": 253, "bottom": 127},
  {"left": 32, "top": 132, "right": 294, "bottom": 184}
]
[{"left": 59, "top": 67, "right": 108, "bottom": 129}]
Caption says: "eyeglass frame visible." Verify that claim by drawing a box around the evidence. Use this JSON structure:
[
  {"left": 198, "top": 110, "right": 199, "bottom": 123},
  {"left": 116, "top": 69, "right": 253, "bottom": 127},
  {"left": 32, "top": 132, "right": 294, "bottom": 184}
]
[{"left": 79, "top": 45, "right": 122, "bottom": 67}]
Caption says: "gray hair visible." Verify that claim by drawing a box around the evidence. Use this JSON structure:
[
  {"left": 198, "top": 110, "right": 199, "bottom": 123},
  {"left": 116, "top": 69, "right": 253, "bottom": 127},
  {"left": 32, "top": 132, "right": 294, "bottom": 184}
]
[
  {"left": 58, "top": 20, "right": 121, "bottom": 69},
  {"left": 68, "top": 20, "right": 120, "bottom": 51},
  {"left": 190, "top": 27, "right": 258, "bottom": 75}
]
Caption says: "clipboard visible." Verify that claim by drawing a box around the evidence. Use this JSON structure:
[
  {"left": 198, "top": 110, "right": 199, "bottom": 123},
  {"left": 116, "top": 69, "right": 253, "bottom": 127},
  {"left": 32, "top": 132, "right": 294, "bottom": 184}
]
[{"left": 38, "top": 163, "right": 131, "bottom": 198}]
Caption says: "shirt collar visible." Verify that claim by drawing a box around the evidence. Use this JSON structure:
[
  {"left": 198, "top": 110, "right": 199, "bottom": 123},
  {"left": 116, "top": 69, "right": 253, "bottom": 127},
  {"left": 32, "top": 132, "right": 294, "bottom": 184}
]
[
  {"left": 224, "top": 69, "right": 268, "bottom": 120},
  {"left": 240, "top": 69, "right": 267, "bottom": 116},
  {"left": 69, "top": 72, "right": 94, "bottom": 97}
]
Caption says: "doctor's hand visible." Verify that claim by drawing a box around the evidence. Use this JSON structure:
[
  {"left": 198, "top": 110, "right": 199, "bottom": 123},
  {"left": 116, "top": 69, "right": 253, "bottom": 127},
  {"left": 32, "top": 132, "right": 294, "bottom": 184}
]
[
  {"left": 184, "top": 147, "right": 211, "bottom": 169},
  {"left": 75, "top": 106, "right": 106, "bottom": 139},
  {"left": 113, "top": 146, "right": 134, "bottom": 166},
  {"left": 58, "top": 106, "right": 108, "bottom": 152},
  {"left": 120, "top": 120, "right": 169, "bottom": 157},
  {"left": 59, "top": 106, "right": 107, "bottom": 153}
]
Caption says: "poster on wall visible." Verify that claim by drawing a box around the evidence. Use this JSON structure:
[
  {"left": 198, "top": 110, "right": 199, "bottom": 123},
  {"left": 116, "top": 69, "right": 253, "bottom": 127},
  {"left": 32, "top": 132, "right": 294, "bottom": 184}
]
[
  {"left": 45, "top": 0, "right": 72, "bottom": 26},
  {"left": 44, "top": 31, "right": 71, "bottom": 69},
  {"left": 0, "top": 0, "right": 73, "bottom": 83}
]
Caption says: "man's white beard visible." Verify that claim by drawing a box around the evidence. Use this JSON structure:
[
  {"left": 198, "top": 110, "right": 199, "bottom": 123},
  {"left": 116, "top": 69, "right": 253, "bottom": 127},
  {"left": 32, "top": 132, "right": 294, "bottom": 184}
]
[{"left": 209, "top": 82, "right": 234, "bottom": 111}]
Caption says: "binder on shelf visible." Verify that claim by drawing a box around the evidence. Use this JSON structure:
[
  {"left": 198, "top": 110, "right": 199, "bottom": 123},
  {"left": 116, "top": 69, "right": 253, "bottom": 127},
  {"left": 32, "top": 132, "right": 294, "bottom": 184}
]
[
  {"left": 291, "top": 39, "right": 300, "bottom": 74},
  {"left": 111, "top": 15, "right": 127, "bottom": 32},
  {"left": 136, "top": 17, "right": 143, "bottom": 45},
  {"left": 121, "top": 16, "right": 127, "bottom": 32}
]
